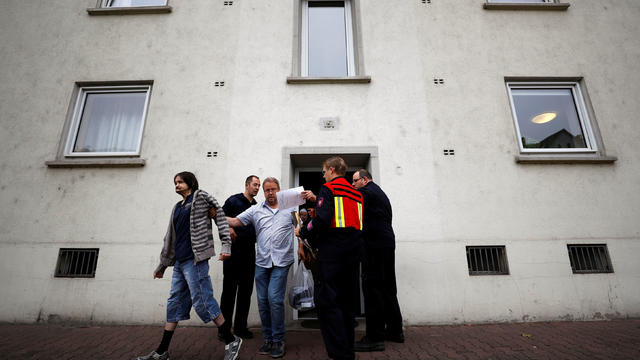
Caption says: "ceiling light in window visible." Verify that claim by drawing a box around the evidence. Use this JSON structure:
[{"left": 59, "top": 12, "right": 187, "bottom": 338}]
[{"left": 531, "top": 112, "right": 557, "bottom": 124}]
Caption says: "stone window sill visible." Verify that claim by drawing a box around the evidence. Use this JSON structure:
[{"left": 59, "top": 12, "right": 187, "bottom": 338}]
[
  {"left": 287, "top": 76, "right": 371, "bottom": 84},
  {"left": 46, "top": 158, "right": 146, "bottom": 168},
  {"left": 87, "top": 6, "right": 172, "bottom": 16},
  {"left": 515, "top": 154, "right": 617, "bottom": 164},
  {"left": 483, "top": 3, "right": 570, "bottom": 11}
]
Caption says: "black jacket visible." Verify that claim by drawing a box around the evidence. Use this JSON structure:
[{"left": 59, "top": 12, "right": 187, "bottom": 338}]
[{"left": 358, "top": 181, "right": 395, "bottom": 249}]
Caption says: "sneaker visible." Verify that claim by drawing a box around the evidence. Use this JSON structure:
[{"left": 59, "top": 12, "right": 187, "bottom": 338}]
[
  {"left": 224, "top": 335, "right": 243, "bottom": 360},
  {"left": 270, "top": 341, "right": 285, "bottom": 358},
  {"left": 234, "top": 328, "right": 254, "bottom": 339},
  {"left": 258, "top": 341, "right": 272, "bottom": 355},
  {"left": 385, "top": 332, "right": 405, "bottom": 343},
  {"left": 135, "top": 350, "right": 169, "bottom": 360},
  {"left": 354, "top": 336, "right": 385, "bottom": 352}
]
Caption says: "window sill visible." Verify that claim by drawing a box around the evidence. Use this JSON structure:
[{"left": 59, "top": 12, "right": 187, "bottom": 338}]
[
  {"left": 286, "top": 76, "right": 371, "bottom": 84},
  {"left": 515, "top": 154, "right": 617, "bottom": 164},
  {"left": 87, "top": 6, "right": 172, "bottom": 15},
  {"left": 483, "top": 3, "right": 570, "bottom": 11},
  {"left": 46, "top": 158, "right": 146, "bottom": 168}
]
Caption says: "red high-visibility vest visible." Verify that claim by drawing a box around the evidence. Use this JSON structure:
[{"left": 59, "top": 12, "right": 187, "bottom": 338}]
[{"left": 323, "top": 177, "right": 363, "bottom": 230}]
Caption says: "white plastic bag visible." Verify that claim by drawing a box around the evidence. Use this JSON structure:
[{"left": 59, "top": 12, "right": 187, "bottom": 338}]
[{"left": 288, "top": 262, "right": 315, "bottom": 310}]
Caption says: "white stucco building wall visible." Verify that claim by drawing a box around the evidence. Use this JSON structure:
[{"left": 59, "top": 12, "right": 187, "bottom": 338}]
[{"left": 0, "top": 0, "right": 638, "bottom": 326}]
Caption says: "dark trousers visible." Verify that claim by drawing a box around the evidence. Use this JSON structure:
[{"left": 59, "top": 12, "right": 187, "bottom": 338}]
[
  {"left": 316, "top": 259, "right": 359, "bottom": 360},
  {"left": 219, "top": 250, "right": 255, "bottom": 333},
  {"left": 362, "top": 247, "right": 403, "bottom": 341}
]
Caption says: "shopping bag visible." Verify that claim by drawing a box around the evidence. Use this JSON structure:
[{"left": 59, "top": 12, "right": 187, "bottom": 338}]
[{"left": 288, "top": 262, "right": 315, "bottom": 310}]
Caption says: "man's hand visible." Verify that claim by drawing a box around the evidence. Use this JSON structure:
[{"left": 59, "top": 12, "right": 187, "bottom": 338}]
[
  {"left": 295, "top": 225, "right": 301, "bottom": 237},
  {"left": 209, "top": 207, "right": 217, "bottom": 218},
  {"left": 229, "top": 228, "right": 237, "bottom": 243},
  {"left": 301, "top": 190, "right": 316, "bottom": 203},
  {"left": 218, "top": 253, "right": 231, "bottom": 261},
  {"left": 153, "top": 270, "right": 164, "bottom": 279}
]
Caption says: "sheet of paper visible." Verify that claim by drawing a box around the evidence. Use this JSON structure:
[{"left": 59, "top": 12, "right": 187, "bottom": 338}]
[{"left": 277, "top": 186, "right": 305, "bottom": 210}]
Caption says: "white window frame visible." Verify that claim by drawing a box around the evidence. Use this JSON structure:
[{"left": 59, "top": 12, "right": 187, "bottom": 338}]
[
  {"left": 506, "top": 81, "right": 598, "bottom": 154},
  {"left": 101, "top": 0, "right": 168, "bottom": 7},
  {"left": 301, "top": 0, "right": 356, "bottom": 77},
  {"left": 64, "top": 85, "right": 151, "bottom": 157}
]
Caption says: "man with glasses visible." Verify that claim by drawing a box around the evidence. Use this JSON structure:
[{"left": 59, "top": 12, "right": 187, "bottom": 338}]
[
  {"left": 351, "top": 169, "right": 404, "bottom": 352},
  {"left": 226, "top": 177, "right": 308, "bottom": 358}
]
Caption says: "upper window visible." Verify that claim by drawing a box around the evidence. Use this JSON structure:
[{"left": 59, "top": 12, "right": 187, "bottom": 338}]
[
  {"left": 302, "top": 0, "right": 355, "bottom": 77},
  {"left": 101, "top": 0, "right": 167, "bottom": 7},
  {"left": 506, "top": 81, "right": 598, "bottom": 154},
  {"left": 487, "top": 0, "right": 556, "bottom": 3},
  {"left": 64, "top": 85, "right": 151, "bottom": 157}
]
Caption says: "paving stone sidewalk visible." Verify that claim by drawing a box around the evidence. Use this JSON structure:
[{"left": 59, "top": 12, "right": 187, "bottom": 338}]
[{"left": 0, "top": 320, "right": 638, "bottom": 359}]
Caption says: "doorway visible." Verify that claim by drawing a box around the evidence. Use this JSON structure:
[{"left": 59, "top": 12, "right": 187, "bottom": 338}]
[{"left": 283, "top": 147, "right": 379, "bottom": 322}]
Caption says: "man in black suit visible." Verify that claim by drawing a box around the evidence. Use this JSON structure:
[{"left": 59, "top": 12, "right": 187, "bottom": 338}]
[{"left": 352, "top": 169, "right": 404, "bottom": 352}]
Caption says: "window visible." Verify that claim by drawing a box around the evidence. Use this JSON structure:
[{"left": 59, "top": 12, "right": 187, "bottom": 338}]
[
  {"left": 55, "top": 248, "right": 99, "bottom": 278},
  {"left": 505, "top": 80, "right": 615, "bottom": 163},
  {"left": 488, "top": 0, "right": 556, "bottom": 3},
  {"left": 484, "top": 0, "right": 569, "bottom": 10},
  {"left": 101, "top": 0, "right": 167, "bottom": 7},
  {"left": 507, "top": 82, "right": 596, "bottom": 153},
  {"left": 88, "top": 0, "right": 171, "bottom": 15},
  {"left": 567, "top": 244, "right": 613, "bottom": 274},
  {"left": 466, "top": 246, "right": 510, "bottom": 275},
  {"left": 302, "top": 0, "right": 355, "bottom": 77},
  {"left": 64, "top": 84, "right": 151, "bottom": 157}
]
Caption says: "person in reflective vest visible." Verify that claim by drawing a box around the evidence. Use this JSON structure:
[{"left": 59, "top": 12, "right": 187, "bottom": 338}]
[{"left": 296, "top": 156, "right": 363, "bottom": 360}]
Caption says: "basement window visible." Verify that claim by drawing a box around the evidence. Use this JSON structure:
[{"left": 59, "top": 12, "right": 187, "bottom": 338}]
[
  {"left": 567, "top": 244, "right": 613, "bottom": 274},
  {"left": 466, "top": 246, "right": 509, "bottom": 275},
  {"left": 54, "top": 248, "right": 99, "bottom": 278}
]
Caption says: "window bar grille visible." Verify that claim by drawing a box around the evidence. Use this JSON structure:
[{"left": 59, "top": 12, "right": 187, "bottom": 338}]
[
  {"left": 467, "top": 246, "right": 509, "bottom": 275},
  {"left": 55, "top": 248, "right": 99, "bottom": 278},
  {"left": 567, "top": 244, "right": 613, "bottom": 274}
]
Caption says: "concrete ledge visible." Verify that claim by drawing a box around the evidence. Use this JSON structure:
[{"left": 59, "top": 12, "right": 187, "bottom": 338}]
[
  {"left": 46, "top": 158, "right": 146, "bottom": 168},
  {"left": 515, "top": 155, "right": 617, "bottom": 164},
  {"left": 87, "top": 6, "right": 172, "bottom": 15},
  {"left": 483, "top": 3, "right": 570, "bottom": 11},
  {"left": 287, "top": 76, "right": 371, "bottom": 84}
]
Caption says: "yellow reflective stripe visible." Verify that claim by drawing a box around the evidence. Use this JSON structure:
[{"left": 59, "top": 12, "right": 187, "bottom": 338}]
[
  {"left": 357, "top": 202, "right": 363, "bottom": 230},
  {"left": 339, "top": 197, "right": 346, "bottom": 227},
  {"left": 334, "top": 196, "right": 342, "bottom": 227}
]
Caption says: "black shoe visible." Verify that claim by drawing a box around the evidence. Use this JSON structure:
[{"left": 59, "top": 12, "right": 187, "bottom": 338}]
[
  {"left": 234, "top": 328, "right": 254, "bottom": 339},
  {"left": 270, "top": 341, "right": 285, "bottom": 358},
  {"left": 385, "top": 332, "right": 405, "bottom": 343},
  {"left": 354, "top": 336, "right": 385, "bottom": 352},
  {"left": 258, "top": 341, "right": 272, "bottom": 355}
]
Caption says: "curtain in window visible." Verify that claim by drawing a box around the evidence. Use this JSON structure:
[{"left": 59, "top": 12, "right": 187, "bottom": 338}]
[{"left": 74, "top": 92, "right": 146, "bottom": 153}]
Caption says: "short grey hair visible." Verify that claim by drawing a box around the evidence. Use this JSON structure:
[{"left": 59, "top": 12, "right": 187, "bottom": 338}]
[{"left": 262, "top": 177, "right": 280, "bottom": 189}]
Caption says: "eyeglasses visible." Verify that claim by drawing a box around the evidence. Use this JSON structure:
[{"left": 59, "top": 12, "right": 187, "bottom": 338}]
[
  {"left": 352, "top": 178, "right": 361, "bottom": 184},
  {"left": 321, "top": 170, "right": 325, "bottom": 175}
]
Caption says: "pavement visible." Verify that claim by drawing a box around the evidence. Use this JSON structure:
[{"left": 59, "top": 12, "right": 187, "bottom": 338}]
[{"left": 0, "top": 320, "right": 639, "bottom": 359}]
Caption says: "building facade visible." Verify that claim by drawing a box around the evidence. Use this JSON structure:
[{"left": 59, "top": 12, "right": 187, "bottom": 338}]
[{"left": 1, "top": 0, "right": 639, "bottom": 326}]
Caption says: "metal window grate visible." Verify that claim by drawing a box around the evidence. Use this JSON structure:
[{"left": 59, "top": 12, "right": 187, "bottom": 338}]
[
  {"left": 55, "top": 248, "right": 99, "bottom": 278},
  {"left": 567, "top": 244, "right": 613, "bottom": 274},
  {"left": 466, "top": 246, "right": 509, "bottom": 275}
]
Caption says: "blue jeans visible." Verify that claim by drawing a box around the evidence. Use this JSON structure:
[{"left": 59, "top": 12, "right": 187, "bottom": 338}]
[
  {"left": 166, "top": 259, "right": 221, "bottom": 323},
  {"left": 255, "top": 264, "right": 291, "bottom": 342}
]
